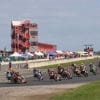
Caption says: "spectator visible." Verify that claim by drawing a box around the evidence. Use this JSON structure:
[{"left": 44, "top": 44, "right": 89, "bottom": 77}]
[{"left": 8, "top": 61, "right": 13, "bottom": 72}]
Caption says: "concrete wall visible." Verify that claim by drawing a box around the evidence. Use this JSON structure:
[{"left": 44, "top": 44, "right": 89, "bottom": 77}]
[
  {"left": 1, "top": 56, "right": 100, "bottom": 69},
  {"left": 28, "top": 56, "right": 97, "bottom": 68}
]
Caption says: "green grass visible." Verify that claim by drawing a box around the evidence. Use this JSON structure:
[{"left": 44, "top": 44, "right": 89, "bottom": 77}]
[
  {"left": 51, "top": 81, "right": 100, "bottom": 100},
  {"left": 42, "top": 57, "right": 100, "bottom": 69}
]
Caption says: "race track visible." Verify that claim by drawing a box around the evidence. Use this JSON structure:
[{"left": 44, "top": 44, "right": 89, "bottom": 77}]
[{"left": 0, "top": 59, "right": 100, "bottom": 87}]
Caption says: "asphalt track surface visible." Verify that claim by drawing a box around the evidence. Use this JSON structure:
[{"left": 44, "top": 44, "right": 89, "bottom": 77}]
[{"left": 0, "top": 60, "right": 100, "bottom": 87}]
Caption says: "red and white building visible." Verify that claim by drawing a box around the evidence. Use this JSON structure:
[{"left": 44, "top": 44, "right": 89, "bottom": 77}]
[
  {"left": 38, "top": 42, "right": 57, "bottom": 53},
  {"left": 11, "top": 20, "right": 57, "bottom": 53}
]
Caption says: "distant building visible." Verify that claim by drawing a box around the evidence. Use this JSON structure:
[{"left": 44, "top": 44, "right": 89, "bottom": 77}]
[
  {"left": 11, "top": 20, "right": 38, "bottom": 53},
  {"left": 84, "top": 44, "right": 94, "bottom": 56},
  {"left": 38, "top": 42, "right": 57, "bottom": 53},
  {"left": 11, "top": 20, "right": 57, "bottom": 53}
]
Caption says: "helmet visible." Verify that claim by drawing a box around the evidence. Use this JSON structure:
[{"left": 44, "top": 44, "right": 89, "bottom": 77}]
[
  {"left": 81, "top": 63, "right": 84, "bottom": 65},
  {"left": 81, "top": 63, "right": 84, "bottom": 66},
  {"left": 33, "top": 68, "right": 37, "bottom": 71},
  {"left": 89, "top": 63, "right": 93, "bottom": 66},
  {"left": 71, "top": 63, "right": 75, "bottom": 66}
]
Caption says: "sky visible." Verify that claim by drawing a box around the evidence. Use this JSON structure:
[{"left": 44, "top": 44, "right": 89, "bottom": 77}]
[{"left": 0, "top": 0, "right": 99, "bottom": 51}]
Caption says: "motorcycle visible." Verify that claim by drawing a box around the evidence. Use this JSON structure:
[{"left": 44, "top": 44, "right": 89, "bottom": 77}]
[
  {"left": 58, "top": 67, "right": 72, "bottom": 80},
  {"left": 33, "top": 69, "right": 43, "bottom": 80},
  {"left": 89, "top": 64, "right": 97, "bottom": 75},
  {"left": 81, "top": 70, "right": 88, "bottom": 77},
  {"left": 6, "top": 71, "right": 27, "bottom": 84},
  {"left": 48, "top": 69, "right": 61, "bottom": 81}
]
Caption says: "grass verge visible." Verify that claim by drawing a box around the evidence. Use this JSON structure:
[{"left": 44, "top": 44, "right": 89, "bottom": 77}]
[
  {"left": 51, "top": 81, "right": 100, "bottom": 100},
  {"left": 42, "top": 57, "right": 100, "bottom": 69}
]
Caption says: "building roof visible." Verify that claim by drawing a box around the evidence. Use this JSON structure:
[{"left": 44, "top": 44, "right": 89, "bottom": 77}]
[
  {"left": 38, "top": 42, "right": 56, "bottom": 47},
  {"left": 12, "top": 21, "right": 23, "bottom": 26},
  {"left": 12, "top": 20, "right": 31, "bottom": 26}
]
